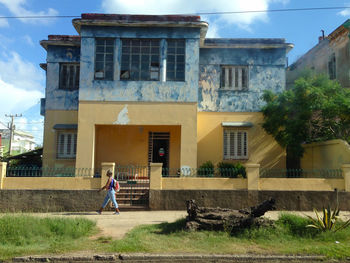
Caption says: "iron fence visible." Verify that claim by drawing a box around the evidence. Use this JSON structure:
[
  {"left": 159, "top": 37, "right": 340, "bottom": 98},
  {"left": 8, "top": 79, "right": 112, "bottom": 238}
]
[
  {"left": 162, "top": 167, "right": 246, "bottom": 178},
  {"left": 6, "top": 166, "right": 99, "bottom": 177},
  {"left": 259, "top": 168, "right": 343, "bottom": 178},
  {"left": 114, "top": 165, "right": 149, "bottom": 181}
]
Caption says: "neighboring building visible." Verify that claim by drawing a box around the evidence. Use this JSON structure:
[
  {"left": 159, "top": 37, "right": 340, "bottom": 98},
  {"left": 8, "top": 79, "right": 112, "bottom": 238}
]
[
  {"left": 0, "top": 123, "right": 36, "bottom": 154},
  {"left": 287, "top": 20, "right": 350, "bottom": 88},
  {"left": 40, "top": 14, "right": 292, "bottom": 171}
]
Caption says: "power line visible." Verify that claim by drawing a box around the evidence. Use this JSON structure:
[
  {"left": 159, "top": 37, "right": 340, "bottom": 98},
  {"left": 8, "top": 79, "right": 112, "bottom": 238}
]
[{"left": 0, "top": 6, "right": 349, "bottom": 19}]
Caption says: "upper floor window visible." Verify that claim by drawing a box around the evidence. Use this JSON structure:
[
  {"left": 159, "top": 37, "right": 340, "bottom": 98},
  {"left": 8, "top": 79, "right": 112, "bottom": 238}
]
[
  {"left": 121, "top": 39, "right": 160, "bottom": 81},
  {"left": 59, "top": 63, "right": 80, "bottom": 91},
  {"left": 57, "top": 132, "right": 77, "bottom": 159},
  {"left": 95, "top": 38, "right": 115, "bottom": 80},
  {"left": 328, "top": 53, "right": 336, "bottom": 80},
  {"left": 167, "top": 39, "right": 185, "bottom": 81},
  {"left": 223, "top": 129, "right": 248, "bottom": 160},
  {"left": 221, "top": 66, "right": 248, "bottom": 91}
]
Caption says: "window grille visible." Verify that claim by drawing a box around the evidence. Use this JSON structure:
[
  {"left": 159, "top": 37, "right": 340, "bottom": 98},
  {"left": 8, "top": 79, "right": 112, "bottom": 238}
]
[
  {"left": 95, "top": 38, "right": 115, "bottom": 80},
  {"left": 59, "top": 63, "right": 80, "bottom": 90},
  {"left": 120, "top": 39, "right": 160, "bottom": 81},
  {"left": 223, "top": 129, "right": 248, "bottom": 159},
  {"left": 167, "top": 39, "right": 185, "bottom": 81},
  {"left": 57, "top": 132, "right": 77, "bottom": 159},
  {"left": 221, "top": 66, "right": 248, "bottom": 90}
]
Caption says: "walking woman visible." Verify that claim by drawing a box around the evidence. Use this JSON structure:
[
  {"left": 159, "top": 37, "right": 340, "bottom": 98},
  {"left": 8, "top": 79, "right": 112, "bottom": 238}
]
[{"left": 97, "top": 170, "right": 120, "bottom": 215}]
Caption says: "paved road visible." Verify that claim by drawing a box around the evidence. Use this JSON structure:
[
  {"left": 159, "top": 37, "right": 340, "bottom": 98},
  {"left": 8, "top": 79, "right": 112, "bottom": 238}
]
[{"left": 23, "top": 210, "right": 350, "bottom": 240}]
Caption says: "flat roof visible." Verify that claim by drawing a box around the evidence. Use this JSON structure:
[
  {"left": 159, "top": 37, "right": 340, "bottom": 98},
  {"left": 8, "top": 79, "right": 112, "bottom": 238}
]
[{"left": 40, "top": 35, "right": 81, "bottom": 50}]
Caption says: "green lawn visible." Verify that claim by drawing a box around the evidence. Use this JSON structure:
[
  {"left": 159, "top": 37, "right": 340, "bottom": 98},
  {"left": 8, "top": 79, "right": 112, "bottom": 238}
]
[{"left": 1, "top": 213, "right": 350, "bottom": 260}]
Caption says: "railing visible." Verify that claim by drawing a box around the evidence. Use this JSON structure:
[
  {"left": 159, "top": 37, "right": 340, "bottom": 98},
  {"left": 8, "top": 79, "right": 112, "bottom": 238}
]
[
  {"left": 260, "top": 168, "right": 343, "bottom": 178},
  {"left": 162, "top": 167, "right": 247, "bottom": 178},
  {"left": 114, "top": 165, "right": 149, "bottom": 181},
  {"left": 6, "top": 166, "right": 99, "bottom": 177}
]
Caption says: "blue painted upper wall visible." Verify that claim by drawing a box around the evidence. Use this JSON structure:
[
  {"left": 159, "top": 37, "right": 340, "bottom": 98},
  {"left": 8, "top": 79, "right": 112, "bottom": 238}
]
[
  {"left": 45, "top": 45, "right": 80, "bottom": 111},
  {"left": 41, "top": 16, "right": 292, "bottom": 113},
  {"left": 79, "top": 26, "right": 200, "bottom": 103},
  {"left": 198, "top": 44, "right": 288, "bottom": 112}
]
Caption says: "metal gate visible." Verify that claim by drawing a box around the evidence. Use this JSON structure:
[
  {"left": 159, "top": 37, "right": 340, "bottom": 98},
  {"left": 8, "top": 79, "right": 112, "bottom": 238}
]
[{"left": 114, "top": 165, "right": 150, "bottom": 208}]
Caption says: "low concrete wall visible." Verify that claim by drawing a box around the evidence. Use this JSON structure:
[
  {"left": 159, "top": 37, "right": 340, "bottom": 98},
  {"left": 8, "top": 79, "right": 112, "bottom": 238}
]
[
  {"left": 162, "top": 178, "right": 247, "bottom": 190},
  {"left": 0, "top": 190, "right": 105, "bottom": 212},
  {"left": 3, "top": 177, "right": 101, "bottom": 190},
  {"left": 260, "top": 178, "right": 345, "bottom": 191},
  {"left": 149, "top": 189, "right": 350, "bottom": 211}
]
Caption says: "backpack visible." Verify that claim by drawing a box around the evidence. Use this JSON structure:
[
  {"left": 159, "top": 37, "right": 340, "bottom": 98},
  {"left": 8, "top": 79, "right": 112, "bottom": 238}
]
[{"left": 111, "top": 178, "right": 120, "bottom": 192}]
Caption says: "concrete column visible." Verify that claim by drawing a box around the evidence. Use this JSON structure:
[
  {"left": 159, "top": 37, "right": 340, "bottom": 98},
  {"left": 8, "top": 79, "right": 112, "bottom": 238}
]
[
  {"left": 150, "top": 163, "right": 163, "bottom": 190},
  {"left": 246, "top": 163, "right": 260, "bottom": 191},
  {"left": 101, "top": 162, "right": 115, "bottom": 188},
  {"left": 342, "top": 164, "right": 350, "bottom": 192},
  {"left": 0, "top": 162, "right": 7, "bottom": 189}
]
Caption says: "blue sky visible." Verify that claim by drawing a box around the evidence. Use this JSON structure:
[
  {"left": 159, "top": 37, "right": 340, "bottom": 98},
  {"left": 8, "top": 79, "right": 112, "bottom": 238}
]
[{"left": 0, "top": 0, "right": 349, "bottom": 145}]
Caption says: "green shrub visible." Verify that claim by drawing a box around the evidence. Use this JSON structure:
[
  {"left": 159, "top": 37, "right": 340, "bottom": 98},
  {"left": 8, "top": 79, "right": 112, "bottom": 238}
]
[
  {"left": 217, "top": 162, "right": 246, "bottom": 178},
  {"left": 198, "top": 161, "right": 215, "bottom": 177}
]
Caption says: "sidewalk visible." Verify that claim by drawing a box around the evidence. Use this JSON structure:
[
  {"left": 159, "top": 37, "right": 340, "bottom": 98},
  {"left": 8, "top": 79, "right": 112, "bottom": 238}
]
[{"left": 28, "top": 210, "right": 350, "bottom": 240}]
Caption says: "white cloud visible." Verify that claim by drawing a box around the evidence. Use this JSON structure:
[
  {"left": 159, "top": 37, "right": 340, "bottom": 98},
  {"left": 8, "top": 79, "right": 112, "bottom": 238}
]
[
  {"left": 0, "top": 0, "right": 58, "bottom": 24},
  {"left": 0, "top": 78, "right": 42, "bottom": 116},
  {"left": 0, "top": 51, "right": 44, "bottom": 92},
  {"left": 101, "top": 0, "right": 288, "bottom": 30},
  {"left": 338, "top": 5, "right": 350, "bottom": 16}
]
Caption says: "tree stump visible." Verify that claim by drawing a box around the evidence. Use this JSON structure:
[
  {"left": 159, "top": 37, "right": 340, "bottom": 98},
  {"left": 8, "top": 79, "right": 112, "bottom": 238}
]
[{"left": 185, "top": 199, "right": 276, "bottom": 233}]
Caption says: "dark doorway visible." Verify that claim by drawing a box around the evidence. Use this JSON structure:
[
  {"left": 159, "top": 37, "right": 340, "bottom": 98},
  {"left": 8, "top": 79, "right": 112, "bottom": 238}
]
[{"left": 148, "top": 132, "right": 170, "bottom": 174}]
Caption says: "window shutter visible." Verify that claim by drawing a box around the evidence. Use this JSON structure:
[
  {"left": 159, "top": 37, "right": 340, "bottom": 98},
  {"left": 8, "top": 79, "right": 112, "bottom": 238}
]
[{"left": 223, "top": 130, "right": 228, "bottom": 159}]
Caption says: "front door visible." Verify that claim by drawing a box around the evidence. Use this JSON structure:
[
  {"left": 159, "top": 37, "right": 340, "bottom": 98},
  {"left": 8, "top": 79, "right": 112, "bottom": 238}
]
[{"left": 149, "top": 132, "right": 170, "bottom": 173}]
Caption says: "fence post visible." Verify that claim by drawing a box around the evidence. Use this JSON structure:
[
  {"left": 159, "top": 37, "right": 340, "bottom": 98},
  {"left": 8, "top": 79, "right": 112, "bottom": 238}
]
[
  {"left": 342, "top": 164, "right": 350, "bottom": 192},
  {"left": 0, "top": 162, "right": 7, "bottom": 189},
  {"left": 150, "top": 163, "right": 163, "bottom": 190},
  {"left": 101, "top": 162, "right": 115, "bottom": 188},
  {"left": 246, "top": 163, "right": 260, "bottom": 191}
]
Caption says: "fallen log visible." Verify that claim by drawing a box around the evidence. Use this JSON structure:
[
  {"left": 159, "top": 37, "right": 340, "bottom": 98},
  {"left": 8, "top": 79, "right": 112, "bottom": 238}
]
[{"left": 185, "top": 198, "right": 276, "bottom": 233}]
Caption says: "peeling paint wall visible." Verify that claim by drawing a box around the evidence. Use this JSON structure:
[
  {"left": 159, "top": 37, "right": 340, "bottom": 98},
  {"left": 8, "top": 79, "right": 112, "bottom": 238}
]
[
  {"left": 198, "top": 48, "right": 287, "bottom": 112},
  {"left": 45, "top": 46, "right": 80, "bottom": 110},
  {"left": 79, "top": 26, "right": 200, "bottom": 103}
]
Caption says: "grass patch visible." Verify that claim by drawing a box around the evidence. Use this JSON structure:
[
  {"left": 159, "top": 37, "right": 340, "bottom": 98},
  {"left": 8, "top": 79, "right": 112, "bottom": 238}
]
[
  {"left": 102, "top": 214, "right": 350, "bottom": 259},
  {"left": 0, "top": 215, "right": 97, "bottom": 260}
]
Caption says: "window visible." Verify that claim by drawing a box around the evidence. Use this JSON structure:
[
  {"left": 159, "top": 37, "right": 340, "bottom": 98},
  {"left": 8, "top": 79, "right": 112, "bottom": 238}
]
[
  {"left": 59, "top": 63, "right": 80, "bottom": 90},
  {"left": 223, "top": 130, "right": 248, "bottom": 160},
  {"left": 328, "top": 53, "right": 336, "bottom": 80},
  {"left": 95, "top": 38, "right": 115, "bottom": 80},
  {"left": 57, "top": 132, "right": 77, "bottom": 159},
  {"left": 221, "top": 66, "right": 248, "bottom": 90},
  {"left": 121, "top": 39, "right": 160, "bottom": 81},
  {"left": 167, "top": 39, "right": 185, "bottom": 81}
]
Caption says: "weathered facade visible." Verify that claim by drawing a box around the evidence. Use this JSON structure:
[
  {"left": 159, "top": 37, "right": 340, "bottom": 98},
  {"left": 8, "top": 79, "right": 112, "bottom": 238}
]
[
  {"left": 40, "top": 14, "right": 292, "bottom": 172},
  {"left": 287, "top": 19, "right": 350, "bottom": 88}
]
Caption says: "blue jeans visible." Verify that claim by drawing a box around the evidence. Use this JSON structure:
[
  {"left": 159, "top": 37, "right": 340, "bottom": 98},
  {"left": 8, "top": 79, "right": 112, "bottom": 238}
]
[{"left": 101, "top": 189, "right": 119, "bottom": 209}]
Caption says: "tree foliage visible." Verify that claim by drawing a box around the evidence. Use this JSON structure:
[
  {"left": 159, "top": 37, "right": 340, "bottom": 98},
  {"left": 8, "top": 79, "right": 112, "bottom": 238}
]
[{"left": 261, "top": 73, "right": 350, "bottom": 168}]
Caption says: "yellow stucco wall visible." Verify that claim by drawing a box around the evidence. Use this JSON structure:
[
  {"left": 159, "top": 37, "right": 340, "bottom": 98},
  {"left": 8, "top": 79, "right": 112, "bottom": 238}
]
[
  {"left": 301, "top": 140, "right": 350, "bottom": 169},
  {"left": 76, "top": 102, "right": 197, "bottom": 169},
  {"left": 162, "top": 178, "right": 247, "bottom": 190},
  {"left": 197, "top": 112, "right": 286, "bottom": 169},
  {"left": 43, "top": 110, "right": 78, "bottom": 168},
  {"left": 260, "top": 178, "right": 345, "bottom": 191},
  {"left": 95, "top": 125, "right": 180, "bottom": 169},
  {"left": 3, "top": 177, "right": 100, "bottom": 190}
]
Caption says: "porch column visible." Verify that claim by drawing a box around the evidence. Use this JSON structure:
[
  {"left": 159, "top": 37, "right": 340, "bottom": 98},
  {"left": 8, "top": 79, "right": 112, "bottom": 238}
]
[
  {"left": 246, "top": 163, "right": 260, "bottom": 191},
  {"left": 101, "top": 162, "right": 115, "bottom": 188},
  {"left": 0, "top": 162, "right": 7, "bottom": 189},
  {"left": 150, "top": 163, "right": 163, "bottom": 190},
  {"left": 342, "top": 164, "right": 350, "bottom": 192}
]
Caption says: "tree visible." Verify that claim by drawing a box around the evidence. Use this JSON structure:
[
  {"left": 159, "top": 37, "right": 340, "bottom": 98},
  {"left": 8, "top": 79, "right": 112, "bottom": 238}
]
[{"left": 261, "top": 73, "right": 350, "bottom": 169}]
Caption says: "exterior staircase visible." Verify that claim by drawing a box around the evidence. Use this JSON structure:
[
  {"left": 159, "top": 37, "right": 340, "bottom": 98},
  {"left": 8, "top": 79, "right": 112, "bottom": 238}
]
[{"left": 115, "top": 181, "right": 150, "bottom": 210}]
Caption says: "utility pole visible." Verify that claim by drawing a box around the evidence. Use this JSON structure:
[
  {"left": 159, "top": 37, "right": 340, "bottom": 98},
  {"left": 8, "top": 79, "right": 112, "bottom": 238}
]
[{"left": 5, "top": 114, "right": 22, "bottom": 155}]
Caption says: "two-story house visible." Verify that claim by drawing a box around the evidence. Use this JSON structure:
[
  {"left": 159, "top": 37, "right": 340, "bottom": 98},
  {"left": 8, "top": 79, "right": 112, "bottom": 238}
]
[
  {"left": 287, "top": 19, "right": 350, "bottom": 88},
  {"left": 40, "top": 14, "right": 292, "bottom": 173}
]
